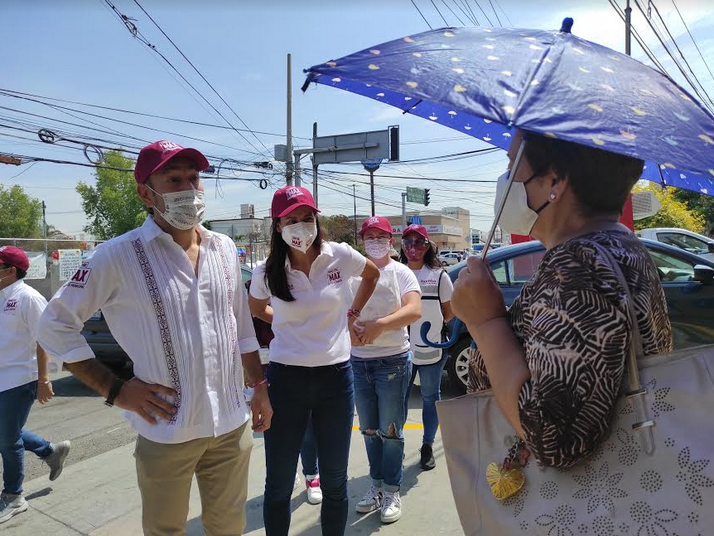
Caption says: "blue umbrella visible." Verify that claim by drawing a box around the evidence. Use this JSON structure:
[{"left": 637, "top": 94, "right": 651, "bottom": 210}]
[{"left": 303, "top": 20, "right": 714, "bottom": 196}]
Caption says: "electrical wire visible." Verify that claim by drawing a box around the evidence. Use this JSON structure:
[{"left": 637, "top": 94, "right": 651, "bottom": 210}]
[
  {"left": 488, "top": 0, "right": 502, "bottom": 26},
  {"left": 671, "top": 0, "right": 714, "bottom": 86},
  {"left": 440, "top": 0, "right": 466, "bottom": 26},
  {"left": 410, "top": 0, "right": 434, "bottom": 29},
  {"left": 470, "top": 0, "right": 493, "bottom": 26},
  {"left": 430, "top": 0, "right": 450, "bottom": 26}
]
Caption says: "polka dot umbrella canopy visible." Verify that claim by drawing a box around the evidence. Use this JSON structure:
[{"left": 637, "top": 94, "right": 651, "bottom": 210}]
[{"left": 302, "top": 21, "right": 714, "bottom": 196}]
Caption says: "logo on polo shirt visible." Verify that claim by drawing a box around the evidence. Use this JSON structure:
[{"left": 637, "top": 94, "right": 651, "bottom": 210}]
[
  {"left": 327, "top": 268, "right": 342, "bottom": 284},
  {"left": 159, "top": 140, "right": 182, "bottom": 152},
  {"left": 68, "top": 263, "right": 92, "bottom": 289},
  {"left": 3, "top": 298, "right": 17, "bottom": 311},
  {"left": 285, "top": 186, "right": 303, "bottom": 200}
]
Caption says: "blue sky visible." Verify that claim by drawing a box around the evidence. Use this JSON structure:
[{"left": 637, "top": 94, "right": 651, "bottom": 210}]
[{"left": 2, "top": 0, "right": 713, "bottom": 237}]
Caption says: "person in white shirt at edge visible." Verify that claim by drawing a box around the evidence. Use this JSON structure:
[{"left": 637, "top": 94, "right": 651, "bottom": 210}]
[
  {"left": 400, "top": 224, "right": 454, "bottom": 471},
  {"left": 248, "top": 186, "right": 379, "bottom": 536},
  {"left": 350, "top": 216, "right": 422, "bottom": 525},
  {"left": 0, "top": 246, "right": 71, "bottom": 525},
  {"left": 37, "top": 140, "right": 271, "bottom": 536}
]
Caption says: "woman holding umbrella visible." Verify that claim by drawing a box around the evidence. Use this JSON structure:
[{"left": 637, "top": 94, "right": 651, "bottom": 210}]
[
  {"left": 249, "top": 186, "right": 380, "bottom": 536},
  {"left": 452, "top": 129, "right": 672, "bottom": 468}
]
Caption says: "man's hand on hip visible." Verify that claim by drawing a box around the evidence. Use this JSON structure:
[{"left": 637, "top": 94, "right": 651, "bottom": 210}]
[
  {"left": 250, "top": 385, "right": 273, "bottom": 433},
  {"left": 115, "top": 378, "right": 178, "bottom": 424}
]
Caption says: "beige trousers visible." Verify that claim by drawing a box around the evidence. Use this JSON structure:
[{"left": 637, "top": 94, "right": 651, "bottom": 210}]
[{"left": 135, "top": 421, "right": 253, "bottom": 536}]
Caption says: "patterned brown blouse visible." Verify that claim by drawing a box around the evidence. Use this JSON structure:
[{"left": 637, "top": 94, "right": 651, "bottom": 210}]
[{"left": 468, "top": 230, "right": 673, "bottom": 468}]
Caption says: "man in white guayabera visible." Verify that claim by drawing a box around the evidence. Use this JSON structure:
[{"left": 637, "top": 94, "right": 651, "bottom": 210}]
[{"left": 37, "top": 140, "right": 272, "bottom": 536}]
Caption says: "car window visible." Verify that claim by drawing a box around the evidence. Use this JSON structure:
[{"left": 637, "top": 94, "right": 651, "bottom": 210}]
[
  {"left": 647, "top": 249, "right": 695, "bottom": 282},
  {"left": 657, "top": 232, "right": 709, "bottom": 255},
  {"left": 491, "top": 261, "right": 508, "bottom": 285},
  {"left": 506, "top": 250, "right": 546, "bottom": 284}
]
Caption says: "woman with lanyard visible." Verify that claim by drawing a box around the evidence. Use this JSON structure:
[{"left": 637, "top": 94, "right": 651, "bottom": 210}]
[
  {"left": 350, "top": 216, "right": 422, "bottom": 525},
  {"left": 249, "top": 186, "right": 380, "bottom": 536},
  {"left": 401, "top": 224, "right": 454, "bottom": 471}
]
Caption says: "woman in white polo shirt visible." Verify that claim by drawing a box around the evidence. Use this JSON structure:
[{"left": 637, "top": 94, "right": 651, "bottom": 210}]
[
  {"left": 249, "top": 186, "right": 379, "bottom": 536},
  {"left": 350, "top": 216, "right": 421, "bottom": 525},
  {"left": 401, "top": 224, "right": 454, "bottom": 472}
]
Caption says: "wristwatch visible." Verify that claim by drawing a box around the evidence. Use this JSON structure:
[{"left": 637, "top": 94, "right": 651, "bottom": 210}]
[{"left": 105, "top": 378, "right": 125, "bottom": 407}]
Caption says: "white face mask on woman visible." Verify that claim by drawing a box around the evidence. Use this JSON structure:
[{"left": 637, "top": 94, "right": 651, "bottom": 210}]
[
  {"left": 148, "top": 186, "right": 206, "bottom": 230},
  {"left": 493, "top": 170, "right": 551, "bottom": 236},
  {"left": 364, "top": 238, "right": 392, "bottom": 260},
  {"left": 281, "top": 221, "right": 317, "bottom": 253}
]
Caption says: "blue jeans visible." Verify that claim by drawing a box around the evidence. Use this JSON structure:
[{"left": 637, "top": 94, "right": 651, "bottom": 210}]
[
  {"left": 0, "top": 381, "right": 53, "bottom": 495},
  {"left": 300, "top": 414, "right": 318, "bottom": 476},
  {"left": 263, "top": 361, "right": 354, "bottom": 536},
  {"left": 405, "top": 351, "right": 448, "bottom": 446},
  {"left": 351, "top": 352, "right": 412, "bottom": 492}
]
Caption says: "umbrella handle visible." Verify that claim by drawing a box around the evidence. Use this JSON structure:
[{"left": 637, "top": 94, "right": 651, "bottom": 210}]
[{"left": 420, "top": 320, "right": 462, "bottom": 349}]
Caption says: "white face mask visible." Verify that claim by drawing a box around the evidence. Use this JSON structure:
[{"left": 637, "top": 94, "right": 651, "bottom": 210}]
[
  {"left": 148, "top": 186, "right": 206, "bottom": 230},
  {"left": 281, "top": 221, "right": 317, "bottom": 253},
  {"left": 364, "top": 238, "right": 392, "bottom": 260},
  {"left": 493, "top": 170, "right": 550, "bottom": 236}
]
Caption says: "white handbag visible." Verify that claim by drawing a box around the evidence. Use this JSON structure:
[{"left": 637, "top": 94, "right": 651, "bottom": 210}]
[{"left": 437, "top": 243, "right": 714, "bottom": 536}]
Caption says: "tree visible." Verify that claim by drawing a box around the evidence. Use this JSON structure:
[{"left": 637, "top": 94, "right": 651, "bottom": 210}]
[
  {"left": 634, "top": 183, "right": 705, "bottom": 233},
  {"left": 0, "top": 185, "right": 43, "bottom": 238},
  {"left": 321, "top": 214, "right": 358, "bottom": 246},
  {"left": 76, "top": 150, "right": 148, "bottom": 240},
  {"left": 672, "top": 188, "right": 714, "bottom": 237}
]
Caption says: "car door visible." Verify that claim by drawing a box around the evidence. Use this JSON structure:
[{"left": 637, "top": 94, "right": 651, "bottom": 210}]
[{"left": 645, "top": 245, "right": 714, "bottom": 348}]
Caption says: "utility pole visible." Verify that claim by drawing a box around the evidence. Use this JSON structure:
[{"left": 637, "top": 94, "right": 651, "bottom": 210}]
[
  {"left": 41, "top": 201, "right": 48, "bottom": 258},
  {"left": 401, "top": 192, "right": 407, "bottom": 230},
  {"left": 352, "top": 184, "right": 358, "bottom": 243},
  {"left": 362, "top": 160, "right": 381, "bottom": 216},
  {"left": 312, "top": 122, "right": 319, "bottom": 207},
  {"left": 286, "top": 53, "right": 293, "bottom": 186},
  {"left": 625, "top": 0, "right": 632, "bottom": 56},
  {"left": 294, "top": 152, "right": 301, "bottom": 187}
]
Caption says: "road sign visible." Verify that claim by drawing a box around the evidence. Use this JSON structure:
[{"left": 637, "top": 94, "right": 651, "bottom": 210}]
[
  {"left": 406, "top": 186, "right": 427, "bottom": 204},
  {"left": 312, "top": 126, "right": 399, "bottom": 165}
]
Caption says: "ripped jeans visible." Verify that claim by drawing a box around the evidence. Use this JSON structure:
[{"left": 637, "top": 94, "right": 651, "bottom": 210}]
[{"left": 351, "top": 352, "right": 412, "bottom": 492}]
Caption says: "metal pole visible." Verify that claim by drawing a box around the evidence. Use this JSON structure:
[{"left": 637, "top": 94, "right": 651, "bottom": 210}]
[
  {"left": 294, "top": 153, "right": 301, "bottom": 187},
  {"left": 625, "top": 0, "right": 632, "bottom": 56},
  {"left": 312, "top": 122, "right": 318, "bottom": 207},
  {"left": 401, "top": 192, "right": 407, "bottom": 230},
  {"left": 353, "top": 184, "right": 358, "bottom": 244},
  {"left": 370, "top": 170, "right": 375, "bottom": 216},
  {"left": 42, "top": 201, "right": 48, "bottom": 259},
  {"left": 286, "top": 53, "right": 293, "bottom": 186}
]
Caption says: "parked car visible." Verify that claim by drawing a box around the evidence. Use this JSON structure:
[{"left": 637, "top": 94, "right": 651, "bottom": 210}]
[
  {"left": 636, "top": 228, "right": 714, "bottom": 261},
  {"left": 442, "top": 239, "right": 714, "bottom": 393},
  {"left": 437, "top": 252, "right": 462, "bottom": 266},
  {"left": 81, "top": 265, "right": 265, "bottom": 375}
]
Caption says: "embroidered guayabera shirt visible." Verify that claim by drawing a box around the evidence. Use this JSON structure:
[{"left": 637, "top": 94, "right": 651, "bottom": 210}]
[{"left": 38, "top": 217, "right": 259, "bottom": 444}]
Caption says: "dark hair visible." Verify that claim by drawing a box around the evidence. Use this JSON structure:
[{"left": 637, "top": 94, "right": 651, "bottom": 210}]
[
  {"left": 16, "top": 268, "right": 27, "bottom": 280},
  {"left": 399, "top": 238, "right": 441, "bottom": 269},
  {"left": 523, "top": 133, "right": 644, "bottom": 217},
  {"left": 264, "top": 214, "right": 323, "bottom": 302}
]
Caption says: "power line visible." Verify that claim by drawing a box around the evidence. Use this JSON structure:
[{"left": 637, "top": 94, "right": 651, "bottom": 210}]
[
  {"left": 470, "top": 0, "right": 493, "bottom": 26},
  {"left": 410, "top": 0, "right": 434, "bottom": 29},
  {"left": 671, "top": 0, "right": 714, "bottom": 86},
  {"left": 450, "top": 0, "right": 477, "bottom": 25},
  {"left": 440, "top": 0, "right": 467, "bottom": 26},
  {"left": 488, "top": 0, "right": 502, "bottom": 26},
  {"left": 130, "top": 0, "right": 274, "bottom": 158},
  {"left": 322, "top": 168, "right": 497, "bottom": 183},
  {"left": 492, "top": 0, "right": 513, "bottom": 26},
  {"left": 430, "top": 0, "right": 450, "bottom": 26}
]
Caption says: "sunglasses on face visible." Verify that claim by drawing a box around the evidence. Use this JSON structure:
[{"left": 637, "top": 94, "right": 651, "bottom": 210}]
[{"left": 403, "top": 238, "right": 428, "bottom": 247}]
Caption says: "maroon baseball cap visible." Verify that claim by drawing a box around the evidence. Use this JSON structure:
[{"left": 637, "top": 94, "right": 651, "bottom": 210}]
[
  {"left": 0, "top": 246, "right": 30, "bottom": 272},
  {"left": 403, "top": 224, "right": 429, "bottom": 241},
  {"left": 271, "top": 186, "right": 320, "bottom": 218},
  {"left": 359, "top": 216, "right": 394, "bottom": 237},
  {"left": 134, "top": 140, "right": 209, "bottom": 184}
]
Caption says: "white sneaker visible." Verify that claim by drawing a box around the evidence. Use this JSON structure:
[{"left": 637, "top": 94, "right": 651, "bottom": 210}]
[
  {"left": 355, "top": 484, "right": 382, "bottom": 513},
  {"left": 293, "top": 472, "right": 301, "bottom": 491},
  {"left": 0, "top": 494, "right": 28, "bottom": 524},
  {"left": 305, "top": 476, "right": 323, "bottom": 505},
  {"left": 380, "top": 490, "right": 402, "bottom": 524}
]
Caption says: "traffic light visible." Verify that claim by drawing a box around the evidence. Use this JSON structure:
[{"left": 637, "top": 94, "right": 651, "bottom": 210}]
[{"left": 424, "top": 189, "right": 431, "bottom": 206}]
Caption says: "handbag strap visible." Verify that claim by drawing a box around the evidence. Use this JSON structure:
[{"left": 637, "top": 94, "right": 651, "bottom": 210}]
[{"left": 587, "top": 240, "right": 657, "bottom": 454}]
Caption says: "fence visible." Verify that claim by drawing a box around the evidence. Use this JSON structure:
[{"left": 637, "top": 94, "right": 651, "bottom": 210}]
[{"left": 0, "top": 237, "right": 103, "bottom": 301}]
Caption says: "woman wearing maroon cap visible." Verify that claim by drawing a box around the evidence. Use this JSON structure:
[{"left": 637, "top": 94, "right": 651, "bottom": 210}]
[
  {"left": 249, "top": 186, "right": 379, "bottom": 536},
  {"left": 350, "top": 216, "right": 422, "bottom": 524},
  {"left": 400, "top": 225, "right": 454, "bottom": 471}
]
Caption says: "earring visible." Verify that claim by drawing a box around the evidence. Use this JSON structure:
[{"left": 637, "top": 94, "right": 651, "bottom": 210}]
[{"left": 549, "top": 192, "right": 557, "bottom": 201}]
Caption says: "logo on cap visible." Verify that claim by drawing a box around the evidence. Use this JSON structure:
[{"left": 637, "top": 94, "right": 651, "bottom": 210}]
[
  {"left": 0, "top": 246, "right": 7, "bottom": 253},
  {"left": 367, "top": 216, "right": 380, "bottom": 225},
  {"left": 285, "top": 187, "right": 303, "bottom": 200},
  {"left": 159, "top": 141, "right": 183, "bottom": 153}
]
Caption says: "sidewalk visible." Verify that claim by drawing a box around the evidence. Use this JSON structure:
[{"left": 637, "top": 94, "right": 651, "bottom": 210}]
[{"left": 2, "top": 420, "right": 462, "bottom": 535}]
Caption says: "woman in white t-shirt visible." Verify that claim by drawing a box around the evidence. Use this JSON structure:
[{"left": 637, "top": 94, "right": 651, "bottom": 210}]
[
  {"left": 248, "top": 186, "right": 379, "bottom": 536},
  {"left": 401, "top": 224, "right": 454, "bottom": 471},
  {"left": 350, "top": 216, "right": 422, "bottom": 525}
]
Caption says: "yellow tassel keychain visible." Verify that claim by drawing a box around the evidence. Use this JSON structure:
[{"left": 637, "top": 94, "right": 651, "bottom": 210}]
[{"left": 487, "top": 439, "right": 529, "bottom": 501}]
